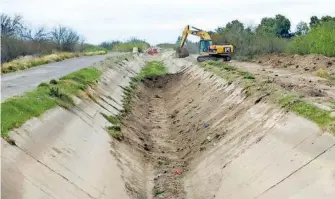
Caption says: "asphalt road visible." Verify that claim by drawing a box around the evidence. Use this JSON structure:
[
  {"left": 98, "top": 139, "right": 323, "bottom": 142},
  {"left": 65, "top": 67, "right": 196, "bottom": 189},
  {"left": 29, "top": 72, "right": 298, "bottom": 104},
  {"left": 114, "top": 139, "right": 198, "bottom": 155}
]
[{"left": 1, "top": 53, "right": 124, "bottom": 102}]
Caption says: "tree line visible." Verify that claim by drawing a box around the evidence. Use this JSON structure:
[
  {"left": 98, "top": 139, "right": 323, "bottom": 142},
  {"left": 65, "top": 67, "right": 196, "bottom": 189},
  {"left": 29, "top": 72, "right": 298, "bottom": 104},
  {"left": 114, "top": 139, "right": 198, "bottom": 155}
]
[
  {"left": 99, "top": 38, "right": 150, "bottom": 52},
  {"left": 210, "top": 14, "right": 335, "bottom": 58},
  {"left": 1, "top": 14, "right": 86, "bottom": 62},
  {"left": 158, "top": 14, "right": 335, "bottom": 58}
]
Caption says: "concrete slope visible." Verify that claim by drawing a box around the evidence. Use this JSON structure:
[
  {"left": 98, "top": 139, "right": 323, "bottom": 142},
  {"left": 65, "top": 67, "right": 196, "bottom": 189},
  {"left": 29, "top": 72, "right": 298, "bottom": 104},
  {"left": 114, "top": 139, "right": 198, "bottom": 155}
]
[
  {"left": 1, "top": 53, "right": 124, "bottom": 101},
  {"left": 1, "top": 55, "right": 144, "bottom": 199},
  {"left": 105, "top": 55, "right": 335, "bottom": 199},
  {"left": 2, "top": 52, "right": 335, "bottom": 199}
]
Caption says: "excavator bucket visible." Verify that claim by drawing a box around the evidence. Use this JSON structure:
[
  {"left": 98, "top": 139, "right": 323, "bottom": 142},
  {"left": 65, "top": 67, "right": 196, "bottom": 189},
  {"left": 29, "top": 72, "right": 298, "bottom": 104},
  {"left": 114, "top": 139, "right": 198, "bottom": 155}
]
[{"left": 176, "top": 47, "right": 189, "bottom": 58}]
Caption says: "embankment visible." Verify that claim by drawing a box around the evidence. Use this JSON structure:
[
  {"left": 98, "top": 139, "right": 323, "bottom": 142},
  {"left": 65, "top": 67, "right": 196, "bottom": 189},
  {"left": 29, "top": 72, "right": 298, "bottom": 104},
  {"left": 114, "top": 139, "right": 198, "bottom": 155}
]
[{"left": 1, "top": 52, "right": 335, "bottom": 199}]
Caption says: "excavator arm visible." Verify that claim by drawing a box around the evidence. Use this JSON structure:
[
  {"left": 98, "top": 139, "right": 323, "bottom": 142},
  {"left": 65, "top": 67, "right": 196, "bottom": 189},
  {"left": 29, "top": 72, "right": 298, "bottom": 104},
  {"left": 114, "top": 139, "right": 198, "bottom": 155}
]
[{"left": 179, "top": 25, "right": 212, "bottom": 48}]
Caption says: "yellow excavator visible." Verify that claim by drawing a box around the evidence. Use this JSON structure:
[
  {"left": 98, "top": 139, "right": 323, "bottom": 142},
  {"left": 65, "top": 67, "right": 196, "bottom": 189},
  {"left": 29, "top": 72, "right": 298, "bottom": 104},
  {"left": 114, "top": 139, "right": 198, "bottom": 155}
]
[{"left": 176, "top": 25, "right": 234, "bottom": 62}]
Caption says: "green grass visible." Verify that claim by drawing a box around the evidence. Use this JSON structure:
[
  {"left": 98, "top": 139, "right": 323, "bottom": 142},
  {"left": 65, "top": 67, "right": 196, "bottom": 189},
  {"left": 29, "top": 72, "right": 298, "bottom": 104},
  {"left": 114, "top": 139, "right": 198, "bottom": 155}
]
[
  {"left": 138, "top": 61, "right": 168, "bottom": 78},
  {"left": 1, "top": 68, "right": 102, "bottom": 137},
  {"left": 61, "top": 68, "right": 101, "bottom": 87},
  {"left": 279, "top": 95, "right": 334, "bottom": 130},
  {"left": 1, "top": 87, "right": 57, "bottom": 137},
  {"left": 107, "top": 126, "right": 123, "bottom": 140}
]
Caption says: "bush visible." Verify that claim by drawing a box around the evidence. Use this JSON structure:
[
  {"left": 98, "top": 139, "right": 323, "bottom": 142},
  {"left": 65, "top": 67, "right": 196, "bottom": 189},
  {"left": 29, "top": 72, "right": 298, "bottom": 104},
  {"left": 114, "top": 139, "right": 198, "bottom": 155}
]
[
  {"left": 212, "top": 30, "right": 289, "bottom": 59},
  {"left": 288, "top": 21, "right": 335, "bottom": 56}
]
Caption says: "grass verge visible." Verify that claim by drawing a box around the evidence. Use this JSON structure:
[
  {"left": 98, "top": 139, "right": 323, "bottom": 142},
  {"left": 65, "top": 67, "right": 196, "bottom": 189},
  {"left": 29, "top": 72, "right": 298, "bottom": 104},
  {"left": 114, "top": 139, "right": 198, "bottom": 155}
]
[
  {"left": 104, "top": 61, "right": 168, "bottom": 140},
  {"left": 1, "top": 51, "right": 107, "bottom": 73},
  {"left": 201, "top": 60, "right": 335, "bottom": 134},
  {"left": 1, "top": 67, "right": 102, "bottom": 138}
]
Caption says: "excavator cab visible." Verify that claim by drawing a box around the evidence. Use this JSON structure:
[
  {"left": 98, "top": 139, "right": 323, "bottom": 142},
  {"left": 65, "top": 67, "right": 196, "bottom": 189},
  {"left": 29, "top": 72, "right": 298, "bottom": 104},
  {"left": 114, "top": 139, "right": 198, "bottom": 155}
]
[{"left": 199, "top": 40, "right": 212, "bottom": 53}]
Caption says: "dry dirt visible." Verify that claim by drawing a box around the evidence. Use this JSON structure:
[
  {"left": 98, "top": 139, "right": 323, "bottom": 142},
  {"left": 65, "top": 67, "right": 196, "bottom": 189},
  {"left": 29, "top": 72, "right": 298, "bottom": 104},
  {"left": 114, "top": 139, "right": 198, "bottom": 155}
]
[
  {"left": 230, "top": 56, "right": 335, "bottom": 109},
  {"left": 254, "top": 53, "right": 335, "bottom": 74}
]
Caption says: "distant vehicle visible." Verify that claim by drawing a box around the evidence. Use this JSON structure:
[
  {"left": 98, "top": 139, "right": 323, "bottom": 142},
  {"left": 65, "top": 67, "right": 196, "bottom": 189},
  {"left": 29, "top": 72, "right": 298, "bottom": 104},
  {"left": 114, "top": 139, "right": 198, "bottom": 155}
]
[{"left": 147, "top": 47, "right": 158, "bottom": 55}]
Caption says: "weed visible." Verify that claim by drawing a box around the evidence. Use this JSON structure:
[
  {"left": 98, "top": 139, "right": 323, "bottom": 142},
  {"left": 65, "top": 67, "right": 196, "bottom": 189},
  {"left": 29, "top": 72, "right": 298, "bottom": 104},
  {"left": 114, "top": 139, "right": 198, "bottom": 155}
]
[
  {"left": 242, "top": 72, "right": 255, "bottom": 79},
  {"left": 101, "top": 113, "right": 120, "bottom": 125},
  {"left": 108, "top": 126, "right": 123, "bottom": 140}
]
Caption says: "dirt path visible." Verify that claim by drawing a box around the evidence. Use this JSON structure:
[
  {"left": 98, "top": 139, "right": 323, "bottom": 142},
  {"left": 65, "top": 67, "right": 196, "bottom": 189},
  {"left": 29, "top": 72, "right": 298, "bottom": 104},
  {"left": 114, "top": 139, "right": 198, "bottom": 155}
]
[{"left": 230, "top": 60, "right": 335, "bottom": 108}]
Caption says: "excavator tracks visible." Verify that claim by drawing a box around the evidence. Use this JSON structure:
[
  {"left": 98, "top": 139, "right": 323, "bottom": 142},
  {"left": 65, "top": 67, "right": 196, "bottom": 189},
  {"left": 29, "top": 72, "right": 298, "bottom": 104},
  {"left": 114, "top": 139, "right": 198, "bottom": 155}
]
[{"left": 196, "top": 55, "right": 231, "bottom": 62}]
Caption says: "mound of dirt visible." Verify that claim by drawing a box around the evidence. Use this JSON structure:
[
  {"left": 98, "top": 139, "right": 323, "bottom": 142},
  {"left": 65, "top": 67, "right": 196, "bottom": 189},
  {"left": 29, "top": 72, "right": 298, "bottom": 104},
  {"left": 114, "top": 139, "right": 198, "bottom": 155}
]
[{"left": 254, "top": 53, "right": 335, "bottom": 74}]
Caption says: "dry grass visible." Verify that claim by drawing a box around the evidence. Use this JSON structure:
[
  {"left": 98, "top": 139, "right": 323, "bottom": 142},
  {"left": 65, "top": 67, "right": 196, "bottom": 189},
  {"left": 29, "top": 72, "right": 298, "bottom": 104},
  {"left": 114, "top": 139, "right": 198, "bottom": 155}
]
[
  {"left": 316, "top": 68, "right": 330, "bottom": 79},
  {"left": 1, "top": 51, "right": 107, "bottom": 73}
]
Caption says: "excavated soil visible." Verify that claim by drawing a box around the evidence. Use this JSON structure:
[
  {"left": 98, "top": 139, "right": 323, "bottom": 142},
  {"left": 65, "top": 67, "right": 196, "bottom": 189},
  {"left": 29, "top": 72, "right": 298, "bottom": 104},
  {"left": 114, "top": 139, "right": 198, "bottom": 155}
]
[
  {"left": 230, "top": 56, "right": 335, "bottom": 109},
  {"left": 254, "top": 53, "right": 335, "bottom": 74}
]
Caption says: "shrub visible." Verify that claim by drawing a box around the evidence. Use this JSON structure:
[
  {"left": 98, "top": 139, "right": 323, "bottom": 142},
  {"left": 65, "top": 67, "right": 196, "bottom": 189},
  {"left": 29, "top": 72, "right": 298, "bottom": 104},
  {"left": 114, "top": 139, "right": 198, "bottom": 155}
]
[{"left": 288, "top": 21, "right": 335, "bottom": 56}]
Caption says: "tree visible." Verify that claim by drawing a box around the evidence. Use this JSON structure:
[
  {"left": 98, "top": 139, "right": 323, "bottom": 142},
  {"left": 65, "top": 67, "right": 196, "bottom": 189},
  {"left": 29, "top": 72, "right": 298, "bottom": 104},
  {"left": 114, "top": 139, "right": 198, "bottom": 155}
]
[
  {"left": 320, "top": 15, "right": 334, "bottom": 23},
  {"left": 275, "top": 14, "right": 291, "bottom": 37},
  {"left": 310, "top": 16, "right": 320, "bottom": 27},
  {"left": 257, "top": 17, "right": 276, "bottom": 34},
  {"left": 256, "top": 14, "right": 291, "bottom": 37},
  {"left": 1, "top": 14, "right": 24, "bottom": 36},
  {"left": 296, "top": 22, "right": 309, "bottom": 35},
  {"left": 225, "top": 20, "right": 244, "bottom": 32},
  {"left": 22, "top": 26, "right": 49, "bottom": 41},
  {"left": 51, "top": 25, "right": 80, "bottom": 51}
]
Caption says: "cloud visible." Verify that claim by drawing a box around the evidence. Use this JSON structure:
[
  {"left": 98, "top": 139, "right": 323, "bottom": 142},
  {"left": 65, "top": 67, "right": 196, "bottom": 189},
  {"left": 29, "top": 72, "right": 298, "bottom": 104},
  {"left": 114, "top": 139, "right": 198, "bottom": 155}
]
[{"left": 2, "top": 0, "right": 335, "bottom": 44}]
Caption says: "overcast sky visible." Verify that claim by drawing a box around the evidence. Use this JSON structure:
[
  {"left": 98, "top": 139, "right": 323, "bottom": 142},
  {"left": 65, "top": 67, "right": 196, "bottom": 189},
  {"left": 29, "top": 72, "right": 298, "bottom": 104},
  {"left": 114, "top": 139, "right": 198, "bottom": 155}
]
[{"left": 2, "top": 0, "right": 335, "bottom": 45}]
